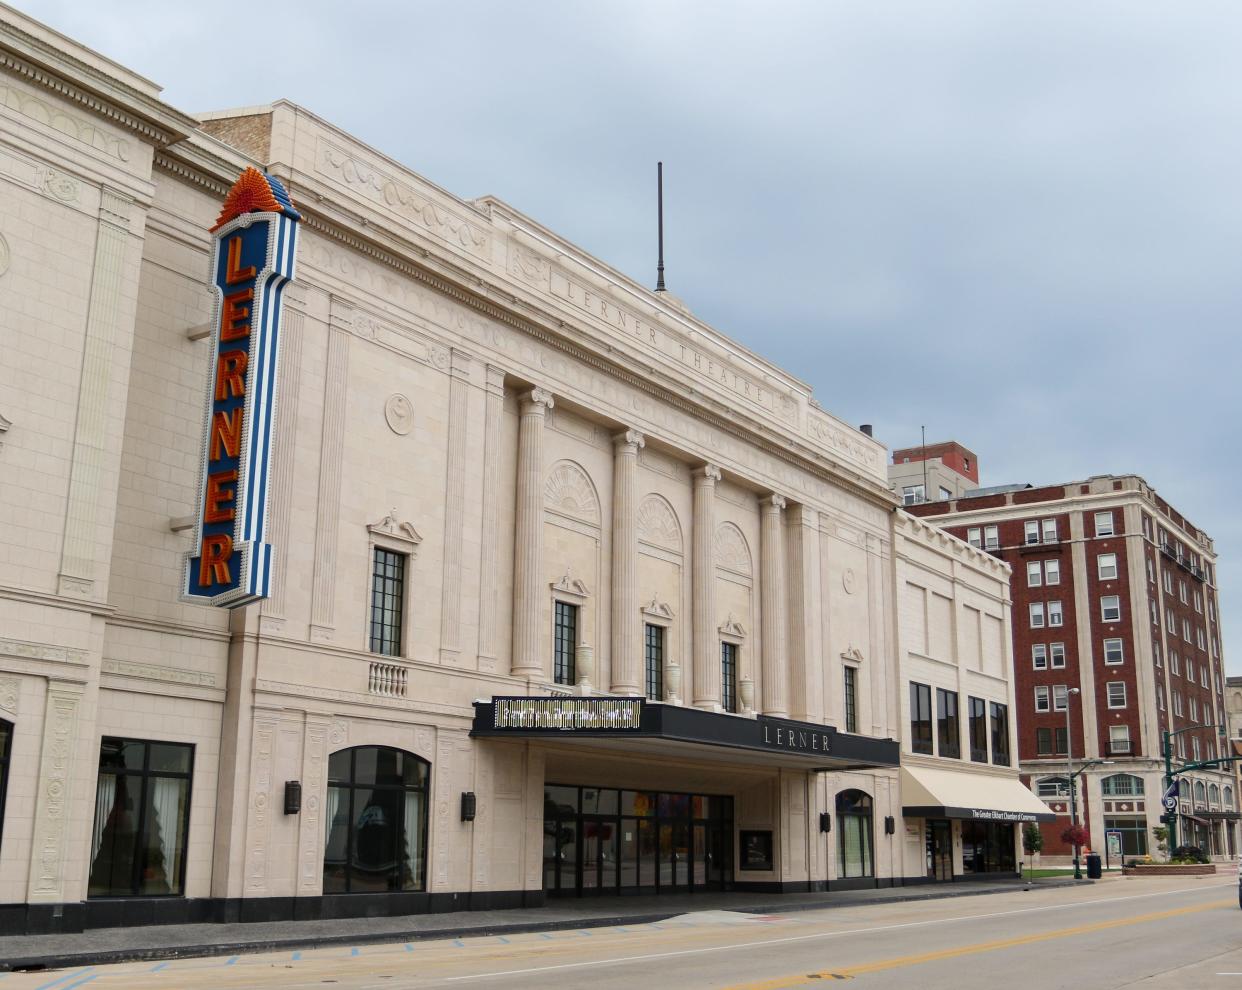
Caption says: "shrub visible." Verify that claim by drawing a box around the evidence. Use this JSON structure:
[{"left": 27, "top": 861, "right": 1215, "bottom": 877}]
[{"left": 1170, "top": 845, "right": 1209, "bottom": 864}]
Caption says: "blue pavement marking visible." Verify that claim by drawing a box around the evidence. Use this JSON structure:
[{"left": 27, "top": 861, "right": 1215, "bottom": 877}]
[
  {"left": 578, "top": 930, "right": 593, "bottom": 936},
  {"left": 291, "top": 951, "right": 301, "bottom": 961},
  {"left": 452, "top": 939, "right": 465, "bottom": 948},
  {"left": 539, "top": 933, "right": 553, "bottom": 940},
  {"left": 149, "top": 962, "right": 168, "bottom": 972},
  {"left": 60, "top": 978, "right": 96, "bottom": 990},
  {"left": 224, "top": 956, "right": 238, "bottom": 966},
  {"left": 35, "top": 968, "right": 92, "bottom": 990},
  {"left": 495, "top": 936, "right": 510, "bottom": 944},
  {"left": 404, "top": 944, "right": 414, "bottom": 952},
  {"left": 350, "top": 947, "right": 360, "bottom": 957}
]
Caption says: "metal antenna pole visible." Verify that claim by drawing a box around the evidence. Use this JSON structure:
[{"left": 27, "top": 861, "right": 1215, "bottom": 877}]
[{"left": 656, "top": 162, "right": 666, "bottom": 292}]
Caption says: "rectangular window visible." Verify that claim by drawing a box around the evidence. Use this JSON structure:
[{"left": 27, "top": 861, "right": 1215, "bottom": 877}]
[
  {"left": 1029, "top": 603, "right": 1045, "bottom": 628},
  {"left": 1055, "top": 727, "right": 1069, "bottom": 754},
  {"left": 1097, "top": 553, "right": 1118, "bottom": 580},
  {"left": 1182, "top": 619, "right": 1191, "bottom": 642},
  {"left": 1147, "top": 558, "right": 1155, "bottom": 584},
  {"left": 88, "top": 738, "right": 193, "bottom": 897},
  {"left": 1042, "top": 518, "right": 1058, "bottom": 543},
  {"left": 1194, "top": 591, "right": 1202, "bottom": 613},
  {"left": 1185, "top": 658, "right": 1194, "bottom": 682},
  {"left": 1053, "top": 684, "right": 1069, "bottom": 712},
  {"left": 644, "top": 624, "right": 664, "bottom": 702},
  {"left": 1163, "top": 570, "right": 1173, "bottom": 594},
  {"left": 984, "top": 525, "right": 999, "bottom": 550},
  {"left": 1107, "top": 682, "right": 1127, "bottom": 708},
  {"left": 1036, "top": 727, "right": 1052, "bottom": 756},
  {"left": 554, "top": 601, "right": 578, "bottom": 685},
  {"left": 968, "top": 697, "right": 988, "bottom": 763},
  {"left": 1032, "top": 643, "right": 1048, "bottom": 669},
  {"left": 1153, "top": 642, "right": 1161, "bottom": 667},
  {"left": 1045, "top": 559, "right": 1061, "bottom": 585},
  {"left": 1192, "top": 737, "right": 1201, "bottom": 762},
  {"left": 1167, "top": 606, "right": 1176, "bottom": 629},
  {"left": 1197, "top": 627, "right": 1205, "bottom": 650},
  {"left": 1034, "top": 686, "right": 1050, "bottom": 713},
  {"left": 369, "top": 548, "right": 406, "bottom": 657},
  {"left": 1109, "top": 725, "right": 1131, "bottom": 754},
  {"left": 967, "top": 527, "right": 982, "bottom": 548},
  {"left": 721, "top": 642, "right": 738, "bottom": 713},
  {"left": 1024, "top": 520, "right": 1040, "bottom": 545},
  {"left": 939, "top": 486, "right": 952, "bottom": 502},
  {"left": 1095, "top": 511, "right": 1114, "bottom": 537},
  {"left": 1050, "top": 642, "right": 1066, "bottom": 668},
  {"left": 937, "top": 688, "right": 960, "bottom": 759},
  {"left": 1171, "top": 651, "right": 1180, "bottom": 675},
  {"left": 1048, "top": 601, "right": 1063, "bottom": 627},
  {"left": 1027, "top": 561, "right": 1042, "bottom": 587},
  {"left": 990, "top": 702, "right": 1010, "bottom": 766},
  {"left": 902, "top": 484, "right": 926, "bottom": 506},
  {"left": 1101, "top": 596, "right": 1121, "bottom": 622},
  {"left": 1157, "top": 685, "right": 1165, "bottom": 711},
  {"left": 843, "top": 665, "right": 858, "bottom": 733},
  {"left": 1190, "top": 696, "right": 1199, "bottom": 721},
  {"left": 1103, "top": 638, "right": 1124, "bottom": 664},
  {"left": 910, "top": 682, "right": 933, "bottom": 755}
]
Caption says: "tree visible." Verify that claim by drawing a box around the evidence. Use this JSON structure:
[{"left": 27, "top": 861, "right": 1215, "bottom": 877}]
[
  {"left": 1061, "top": 823, "right": 1090, "bottom": 868},
  {"left": 1152, "top": 825, "right": 1170, "bottom": 862},
  {"left": 1022, "top": 822, "right": 1044, "bottom": 880}
]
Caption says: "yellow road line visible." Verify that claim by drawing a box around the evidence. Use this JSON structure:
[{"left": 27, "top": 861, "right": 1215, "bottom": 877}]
[{"left": 727, "top": 899, "right": 1232, "bottom": 990}]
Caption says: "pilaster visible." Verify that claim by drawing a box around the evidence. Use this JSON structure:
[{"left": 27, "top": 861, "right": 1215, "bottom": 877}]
[
  {"left": 692, "top": 464, "right": 721, "bottom": 708},
  {"left": 476, "top": 365, "right": 507, "bottom": 672},
  {"left": 760, "top": 494, "right": 788, "bottom": 716},
  {"left": 610, "top": 429, "right": 645, "bottom": 695},
  {"left": 511, "top": 387, "right": 553, "bottom": 678},
  {"left": 439, "top": 348, "right": 473, "bottom": 664}
]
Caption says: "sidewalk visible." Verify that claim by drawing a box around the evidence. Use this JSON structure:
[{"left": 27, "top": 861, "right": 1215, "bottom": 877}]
[{"left": 0, "top": 876, "right": 1086, "bottom": 972}]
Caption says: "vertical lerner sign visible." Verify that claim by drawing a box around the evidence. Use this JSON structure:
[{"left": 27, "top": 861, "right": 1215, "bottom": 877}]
[{"left": 183, "top": 167, "right": 301, "bottom": 608}]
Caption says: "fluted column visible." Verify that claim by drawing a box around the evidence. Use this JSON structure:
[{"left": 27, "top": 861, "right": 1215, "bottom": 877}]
[
  {"left": 511, "top": 388, "right": 554, "bottom": 678},
  {"left": 476, "top": 365, "right": 506, "bottom": 672},
  {"left": 610, "top": 429, "right": 645, "bottom": 695},
  {"left": 785, "top": 503, "right": 821, "bottom": 721},
  {"left": 760, "top": 494, "right": 788, "bottom": 716},
  {"left": 692, "top": 464, "right": 722, "bottom": 709}
]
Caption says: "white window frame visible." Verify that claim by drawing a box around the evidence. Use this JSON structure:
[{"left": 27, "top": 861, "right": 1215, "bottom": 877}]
[
  {"left": 1163, "top": 570, "right": 1173, "bottom": 594},
  {"left": 1050, "top": 642, "right": 1066, "bottom": 668},
  {"left": 1024, "top": 520, "right": 1040, "bottom": 545},
  {"left": 1029, "top": 603, "right": 1045, "bottom": 629},
  {"left": 1094, "top": 511, "right": 1114, "bottom": 537},
  {"left": 1048, "top": 600, "right": 1064, "bottom": 627},
  {"left": 1173, "top": 692, "right": 1183, "bottom": 717},
  {"left": 1192, "top": 737, "right": 1201, "bottom": 762},
  {"left": 902, "top": 484, "right": 925, "bottom": 506},
  {"left": 1182, "top": 618, "right": 1191, "bottom": 642},
  {"left": 967, "top": 527, "right": 982, "bottom": 549},
  {"left": 1044, "top": 558, "right": 1061, "bottom": 585},
  {"left": 1042, "top": 518, "right": 1058, "bottom": 543},
  {"left": 1097, "top": 553, "right": 1118, "bottom": 581},
  {"left": 1032, "top": 643, "right": 1048, "bottom": 669},
  {"left": 938, "top": 486, "right": 952, "bottom": 502},
  {"left": 1194, "top": 591, "right": 1202, "bottom": 614},
  {"left": 984, "top": 525, "right": 999, "bottom": 550},
  {"left": 1157, "top": 685, "right": 1166, "bottom": 711},
  {"left": 1179, "top": 581, "right": 1188, "bottom": 604},
  {"left": 1109, "top": 724, "right": 1131, "bottom": 753},
  {"left": 1053, "top": 684, "right": 1069, "bottom": 712},
  {"left": 1190, "top": 696, "right": 1199, "bottom": 721},
  {"left": 1034, "top": 686, "right": 1050, "bottom": 713},
  {"left": 1101, "top": 595, "right": 1121, "bottom": 623},
  {"left": 1027, "top": 561, "right": 1042, "bottom": 587},
  {"left": 1103, "top": 638, "right": 1124, "bottom": 665},
  {"left": 1106, "top": 682, "right": 1127, "bottom": 709},
  {"left": 1147, "top": 558, "right": 1155, "bottom": 584},
  {"left": 1171, "top": 651, "right": 1179, "bottom": 675}
]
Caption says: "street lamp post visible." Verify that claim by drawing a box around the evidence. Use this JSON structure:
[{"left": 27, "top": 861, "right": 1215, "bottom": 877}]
[{"left": 1067, "top": 687, "right": 1081, "bottom": 879}]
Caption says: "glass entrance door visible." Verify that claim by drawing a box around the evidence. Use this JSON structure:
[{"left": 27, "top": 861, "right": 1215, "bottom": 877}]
[{"left": 926, "top": 820, "right": 952, "bottom": 881}]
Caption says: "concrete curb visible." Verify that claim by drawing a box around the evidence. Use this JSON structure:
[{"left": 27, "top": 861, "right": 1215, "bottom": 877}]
[{"left": 0, "top": 878, "right": 1089, "bottom": 973}]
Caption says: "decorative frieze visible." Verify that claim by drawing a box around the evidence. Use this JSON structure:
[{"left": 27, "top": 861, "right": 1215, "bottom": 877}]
[
  {"left": 101, "top": 658, "right": 217, "bottom": 688},
  {"left": 27, "top": 682, "right": 82, "bottom": 901}
]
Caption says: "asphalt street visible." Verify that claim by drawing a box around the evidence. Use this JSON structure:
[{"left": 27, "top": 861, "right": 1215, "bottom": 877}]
[{"left": 5, "top": 875, "right": 1239, "bottom": 990}]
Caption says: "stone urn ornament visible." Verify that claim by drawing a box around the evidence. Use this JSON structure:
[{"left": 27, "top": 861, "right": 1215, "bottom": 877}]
[
  {"left": 665, "top": 662, "right": 681, "bottom": 704},
  {"left": 739, "top": 676, "right": 755, "bottom": 713},
  {"left": 575, "top": 642, "right": 594, "bottom": 695}
]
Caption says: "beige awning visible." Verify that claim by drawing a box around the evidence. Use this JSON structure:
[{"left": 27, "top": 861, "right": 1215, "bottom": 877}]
[{"left": 902, "top": 765, "right": 1056, "bottom": 823}]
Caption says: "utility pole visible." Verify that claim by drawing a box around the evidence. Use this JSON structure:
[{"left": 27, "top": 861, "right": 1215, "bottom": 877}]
[{"left": 1164, "top": 729, "right": 1177, "bottom": 852}]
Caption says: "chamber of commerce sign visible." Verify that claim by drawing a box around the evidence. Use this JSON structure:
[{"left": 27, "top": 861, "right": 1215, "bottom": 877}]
[
  {"left": 182, "top": 168, "right": 301, "bottom": 608},
  {"left": 492, "top": 697, "right": 643, "bottom": 731}
]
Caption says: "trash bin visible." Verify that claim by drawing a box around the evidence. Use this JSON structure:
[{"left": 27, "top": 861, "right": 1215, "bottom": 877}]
[{"left": 1085, "top": 853, "right": 1102, "bottom": 879}]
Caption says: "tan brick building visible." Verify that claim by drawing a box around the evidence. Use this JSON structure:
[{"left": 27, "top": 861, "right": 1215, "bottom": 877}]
[{"left": 0, "top": 6, "right": 1047, "bottom": 934}]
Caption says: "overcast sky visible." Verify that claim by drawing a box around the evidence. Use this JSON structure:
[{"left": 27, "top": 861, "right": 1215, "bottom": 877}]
[{"left": 23, "top": 1, "right": 1241, "bottom": 669}]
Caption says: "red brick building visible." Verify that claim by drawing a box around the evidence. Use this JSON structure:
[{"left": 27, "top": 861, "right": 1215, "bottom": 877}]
[{"left": 902, "top": 456, "right": 1234, "bottom": 862}]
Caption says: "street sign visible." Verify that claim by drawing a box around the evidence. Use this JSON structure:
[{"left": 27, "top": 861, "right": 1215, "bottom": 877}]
[
  {"left": 1162, "top": 780, "right": 1180, "bottom": 810},
  {"left": 1106, "top": 830, "right": 1122, "bottom": 858}
]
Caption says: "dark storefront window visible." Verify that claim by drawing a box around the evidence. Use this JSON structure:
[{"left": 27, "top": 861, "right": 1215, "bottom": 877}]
[
  {"left": 721, "top": 642, "right": 738, "bottom": 713},
  {"left": 645, "top": 624, "right": 664, "bottom": 701},
  {"left": 836, "top": 790, "right": 874, "bottom": 879},
  {"left": 990, "top": 702, "right": 1010, "bottom": 766},
  {"left": 843, "top": 666, "right": 858, "bottom": 733},
  {"left": 544, "top": 784, "right": 733, "bottom": 896},
  {"left": 961, "top": 820, "right": 1016, "bottom": 874},
  {"left": 910, "top": 682, "right": 933, "bottom": 755},
  {"left": 937, "top": 689, "right": 960, "bottom": 759},
  {"left": 968, "top": 696, "right": 988, "bottom": 763},
  {"left": 369, "top": 547, "right": 405, "bottom": 656},
  {"left": 323, "top": 746, "right": 429, "bottom": 893},
  {"left": 0, "top": 719, "right": 10, "bottom": 855},
  {"left": 88, "top": 738, "right": 193, "bottom": 897},
  {"left": 554, "top": 602, "right": 578, "bottom": 685},
  {"left": 1104, "top": 816, "right": 1148, "bottom": 856}
]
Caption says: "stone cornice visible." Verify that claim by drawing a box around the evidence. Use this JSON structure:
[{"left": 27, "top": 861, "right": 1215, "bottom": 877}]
[{"left": 0, "top": 11, "right": 197, "bottom": 146}]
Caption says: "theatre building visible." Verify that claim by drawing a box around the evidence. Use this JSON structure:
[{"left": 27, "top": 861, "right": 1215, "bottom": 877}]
[{"left": 0, "top": 9, "right": 1042, "bottom": 934}]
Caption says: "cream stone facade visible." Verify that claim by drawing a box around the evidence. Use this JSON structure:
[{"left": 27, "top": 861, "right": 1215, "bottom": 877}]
[{"left": 0, "top": 7, "right": 1038, "bottom": 934}]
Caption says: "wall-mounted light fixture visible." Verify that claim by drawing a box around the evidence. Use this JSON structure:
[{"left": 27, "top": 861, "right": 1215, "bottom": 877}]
[
  {"left": 819, "top": 812, "right": 831, "bottom": 833},
  {"left": 284, "top": 781, "right": 302, "bottom": 816},
  {"left": 884, "top": 815, "right": 896, "bottom": 835},
  {"left": 461, "top": 791, "right": 477, "bottom": 822}
]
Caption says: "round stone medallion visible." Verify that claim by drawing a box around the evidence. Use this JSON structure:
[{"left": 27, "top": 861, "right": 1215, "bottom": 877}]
[{"left": 385, "top": 393, "right": 413, "bottom": 435}]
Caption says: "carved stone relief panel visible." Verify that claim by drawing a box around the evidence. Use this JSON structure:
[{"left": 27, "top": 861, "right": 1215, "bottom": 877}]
[
  {"left": 714, "top": 522, "right": 753, "bottom": 577},
  {"left": 544, "top": 460, "right": 600, "bottom": 526},
  {"left": 637, "top": 494, "right": 683, "bottom": 554}
]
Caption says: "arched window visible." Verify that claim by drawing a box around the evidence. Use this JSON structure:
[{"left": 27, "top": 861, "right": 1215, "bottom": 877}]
[
  {"left": 1101, "top": 774, "right": 1144, "bottom": 797},
  {"left": 1194, "top": 781, "right": 1207, "bottom": 807},
  {"left": 836, "top": 789, "right": 874, "bottom": 880},
  {"left": 1209, "top": 784, "right": 1221, "bottom": 806},
  {"left": 1035, "top": 776, "right": 1070, "bottom": 798},
  {"left": 0, "top": 719, "right": 11, "bottom": 854},
  {"left": 1225, "top": 787, "right": 1235, "bottom": 810},
  {"left": 324, "top": 747, "right": 429, "bottom": 893}
]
